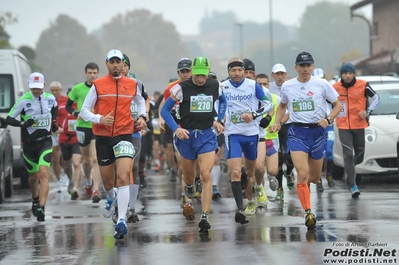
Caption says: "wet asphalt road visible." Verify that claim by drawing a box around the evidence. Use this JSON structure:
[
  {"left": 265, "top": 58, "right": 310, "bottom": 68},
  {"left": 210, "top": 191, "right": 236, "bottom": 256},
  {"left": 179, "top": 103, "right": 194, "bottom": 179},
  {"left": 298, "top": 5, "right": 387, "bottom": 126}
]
[{"left": 0, "top": 170, "right": 398, "bottom": 265}]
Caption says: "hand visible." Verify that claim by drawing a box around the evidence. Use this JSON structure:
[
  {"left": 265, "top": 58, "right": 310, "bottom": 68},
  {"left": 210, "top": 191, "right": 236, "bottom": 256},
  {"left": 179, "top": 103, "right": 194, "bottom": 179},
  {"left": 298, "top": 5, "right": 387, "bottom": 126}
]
[
  {"left": 213, "top": 121, "right": 224, "bottom": 135},
  {"left": 51, "top": 122, "right": 59, "bottom": 133},
  {"left": 259, "top": 115, "right": 272, "bottom": 128},
  {"left": 159, "top": 118, "right": 165, "bottom": 132},
  {"left": 140, "top": 129, "right": 147, "bottom": 136},
  {"left": 21, "top": 119, "right": 35, "bottom": 128},
  {"left": 317, "top": 118, "right": 329, "bottom": 128},
  {"left": 359, "top": 110, "right": 368, "bottom": 119},
  {"left": 241, "top": 113, "right": 254, "bottom": 123},
  {"left": 100, "top": 111, "right": 114, "bottom": 126},
  {"left": 268, "top": 123, "right": 281, "bottom": 133},
  {"left": 175, "top": 127, "right": 189, "bottom": 140},
  {"left": 135, "top": 116, "right": 147, "bottom": 130}
]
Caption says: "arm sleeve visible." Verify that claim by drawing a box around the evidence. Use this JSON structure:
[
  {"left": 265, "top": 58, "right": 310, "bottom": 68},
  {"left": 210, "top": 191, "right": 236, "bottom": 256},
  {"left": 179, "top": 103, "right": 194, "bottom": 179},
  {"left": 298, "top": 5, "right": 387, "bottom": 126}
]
[
  {"left": 217, "top": 91, "right": 227, "bottom": 121},
  {"left": 160, "top": 97, "right": 179, "bottom": 131},
  {"left": 80, "top": 85, "right": 102, "bottom": 124},
  {"left": 6, "top": 99, "right": 24, "bottom": 126},
  {"left": 133, "top": 91, "right": 146, "bottom": 117},
  {"left": 51, "top": 105, "right": 58, "bottom": 121},
  {"left": 254, "top": 84, "right": 273, "bottom": 117},
  {"left": 365, "top": 83, "right": 381, "bottom": 112},
  {"left": 65, "top": 98, "right": 76, "bottom": 114}
]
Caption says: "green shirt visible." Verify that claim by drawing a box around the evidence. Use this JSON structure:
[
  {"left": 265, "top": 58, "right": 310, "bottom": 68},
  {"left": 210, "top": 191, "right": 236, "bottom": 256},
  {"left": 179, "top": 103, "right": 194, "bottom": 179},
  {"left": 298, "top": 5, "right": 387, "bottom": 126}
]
[{"left": 68, "top": 82, "right": 92, "bottom": 128}]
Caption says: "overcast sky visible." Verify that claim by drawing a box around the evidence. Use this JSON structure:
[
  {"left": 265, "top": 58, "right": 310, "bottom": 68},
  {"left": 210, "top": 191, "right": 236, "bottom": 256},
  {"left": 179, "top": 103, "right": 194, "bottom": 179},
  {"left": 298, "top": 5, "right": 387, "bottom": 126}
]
[{"left": 3, "top": 0, "right": 370, "bottom": 48}]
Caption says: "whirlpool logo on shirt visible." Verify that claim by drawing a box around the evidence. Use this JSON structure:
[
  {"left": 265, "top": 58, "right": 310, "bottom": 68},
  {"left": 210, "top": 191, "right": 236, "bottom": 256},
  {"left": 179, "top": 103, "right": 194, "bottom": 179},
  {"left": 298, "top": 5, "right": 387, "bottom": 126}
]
[{"left": 225, "top": 93, "right": 252, "bottom": 101}]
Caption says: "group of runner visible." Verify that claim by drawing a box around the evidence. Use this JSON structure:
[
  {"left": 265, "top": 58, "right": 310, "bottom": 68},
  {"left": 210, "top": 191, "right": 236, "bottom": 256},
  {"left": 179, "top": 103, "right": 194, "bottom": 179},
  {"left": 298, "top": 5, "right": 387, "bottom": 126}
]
[{"left": 6, "top": 49, "right": 380, "bottom": 238}]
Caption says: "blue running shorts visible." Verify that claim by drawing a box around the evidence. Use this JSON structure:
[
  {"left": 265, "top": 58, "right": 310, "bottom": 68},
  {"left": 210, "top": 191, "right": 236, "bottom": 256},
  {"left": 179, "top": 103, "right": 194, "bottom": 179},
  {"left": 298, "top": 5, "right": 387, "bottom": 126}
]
[
  {"left": 224, "top": 134, "right": 258, "bottom": 160},
  {"left": 175, "top": 128, "right": 217, "bottom": 160},
  {"left": 286, "top": 125, "right": 327, "bottom": 160}
]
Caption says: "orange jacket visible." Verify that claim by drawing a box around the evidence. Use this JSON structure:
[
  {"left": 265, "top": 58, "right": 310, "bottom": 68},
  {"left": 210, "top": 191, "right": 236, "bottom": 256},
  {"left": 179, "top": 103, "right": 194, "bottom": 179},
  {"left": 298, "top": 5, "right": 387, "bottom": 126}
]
[
  {"left": 92, "top": 74, "right": 137, "bottom": 137},
  {"left": 333, "top": 79, "right": 369, "bottom": 129}
]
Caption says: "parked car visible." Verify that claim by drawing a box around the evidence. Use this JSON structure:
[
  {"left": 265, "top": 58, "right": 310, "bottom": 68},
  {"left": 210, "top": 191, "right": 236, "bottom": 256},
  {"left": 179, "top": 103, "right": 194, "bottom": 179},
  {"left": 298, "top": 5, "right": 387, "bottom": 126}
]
[
  {"left": 0, "top": 117, "right": 13, "bottom": 203},
  {"left": 329, "top": 75, "right": 399, "bottom": 85},
  {"left": 397, "top": 112, "right": 399, "bottom": 181},
  {"left": 332, "top": 83, "right": 399, "bottom": 179}
]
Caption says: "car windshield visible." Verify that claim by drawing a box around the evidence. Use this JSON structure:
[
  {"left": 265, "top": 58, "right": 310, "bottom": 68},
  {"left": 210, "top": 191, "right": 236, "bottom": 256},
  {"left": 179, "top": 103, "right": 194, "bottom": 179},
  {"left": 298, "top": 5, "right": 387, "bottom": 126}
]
[{"left": 369, "top": 89, "right": 399, "bottom": 115}]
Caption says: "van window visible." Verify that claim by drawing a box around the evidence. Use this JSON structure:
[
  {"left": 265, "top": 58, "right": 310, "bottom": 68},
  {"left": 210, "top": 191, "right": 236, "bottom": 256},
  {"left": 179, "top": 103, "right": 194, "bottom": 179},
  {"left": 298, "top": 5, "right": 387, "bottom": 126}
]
[{"left": 0, "top": 74, "right": 15, "bottom": 112}]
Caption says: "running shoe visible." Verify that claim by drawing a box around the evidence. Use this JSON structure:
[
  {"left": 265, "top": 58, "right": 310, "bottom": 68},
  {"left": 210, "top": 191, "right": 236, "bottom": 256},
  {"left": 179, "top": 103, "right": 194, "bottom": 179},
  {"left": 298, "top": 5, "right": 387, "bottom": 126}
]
[
  {"left": 316, "top": 180, "right": 324, "bottom": 192},
  {"left": 67, "top": 180, "right": 74, "bottom": 194},
  {"left": 56, "top": 180, "right": 62, "bottom": 193},
  {"left": 326, "top": 175, "right": 335, "bottom": 188},
  {"left": 185, "top": 184, "right": 195, "bottom": 199},
  {"left": 85, "top": 184, "right": 93, "bottom": 199},
  {"left": 154, "top": 164, "right": 161, "bottom": 172},
  {"left": 182, "top": 202, "right": 195, "bottom": 221},
  {"left": 245, "top": 201, "right": 256, "bottom": 215},
  {"left": 139, "top": 172, "right": 147, "bottom": 188},
  {"left": 305, "top": 210, "right": 316, "bottom": 229},
  {"left": 235, "top": 210, "right": 249, "bottom": 225},
  {"left": 103, "top": 195, "right": 116, "bottom": 218},
  {"left": 212, "top": 186, "right": 221, "bottom": 200},
  {"left": 275, "top": 188, "right": 284, "bottom": 201},
  {"left": 255, "top": 185, "right": 268, "bottom": 207},
  {"left": 32, "top": 196, "right": 39, "bottom": 217},
  {"left": 114, "top": 218, "right": 128, "bottom": 239},
  {"left": 36, "top": 204, "right": 45, "bottom": 222},
  {"left": 268, "top": 175, "right": 278, "bottom": 191},
  {"left": 170, "top": 168, "right": 177, "bottom": 182},
  {"left": 91, "top": 190, "right": 101, "bottom": 203},
  {"left": 195, "top": 177, "right": 202, "bottom": 193},
  {"left": 70, "top": 188, "right": 79, "bottom": 200},
  {"left": 126, "top": 208, "right": 139, "bottom": 223},
  {"left": 285, "top": 171, "right": 295, "bottom": 190},
  {"left": 198, "top": 212, "right": 211, "bottom": 233},
  {"left": 351, "top": 185, "right": 360, "bottom": 198}
]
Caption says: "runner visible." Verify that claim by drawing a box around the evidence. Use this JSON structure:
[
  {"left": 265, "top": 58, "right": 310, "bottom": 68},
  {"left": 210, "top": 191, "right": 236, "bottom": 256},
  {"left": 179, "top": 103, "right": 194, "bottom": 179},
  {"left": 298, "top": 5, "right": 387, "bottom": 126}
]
[
  {"left": 221, "top": 58, "right": 273, "bottom": 224},
  {"left": 66, "top": 62, "right": 102, "bottom": 202},
  {"left": 6, "top": 72, "right": 59, "bottom": 222},
  {"left": 161, "top": 56, "right": 226, "bottom": 233},
  {"left": 269, "top": 52, "right": 342, "bottom": 229},
  {"left": 80, "top": 49, "right": 146, "bottom": 239}
]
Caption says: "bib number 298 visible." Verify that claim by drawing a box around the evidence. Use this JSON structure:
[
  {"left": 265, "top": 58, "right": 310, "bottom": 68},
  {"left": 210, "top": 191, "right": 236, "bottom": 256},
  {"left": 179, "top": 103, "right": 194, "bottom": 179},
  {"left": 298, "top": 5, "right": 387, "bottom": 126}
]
[{"left": 113, "top": 141, "right": 135, "bottom": 158}]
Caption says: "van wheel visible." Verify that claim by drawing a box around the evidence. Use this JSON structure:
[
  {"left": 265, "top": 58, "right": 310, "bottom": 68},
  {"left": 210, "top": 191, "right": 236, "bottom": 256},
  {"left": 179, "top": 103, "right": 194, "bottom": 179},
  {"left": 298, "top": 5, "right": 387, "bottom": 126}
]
[
  {"left": 332, "top": 163, "right": 345, "bottom": 180},
  {"left": 0, "top": 164, "right": 4, "bottom": 204},
  {"left": 14, "top": 166, "right": 29, "bottom": 189},
  {"left": 4, "top": 164, "right": 13, "bottom": 198}
]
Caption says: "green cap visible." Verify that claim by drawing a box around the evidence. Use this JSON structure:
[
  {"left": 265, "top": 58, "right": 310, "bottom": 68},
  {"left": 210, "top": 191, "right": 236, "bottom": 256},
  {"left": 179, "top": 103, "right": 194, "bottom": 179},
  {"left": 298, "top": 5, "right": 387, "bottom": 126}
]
[{"left": 191, "top": 57, "right": 210, "bottom": 76}]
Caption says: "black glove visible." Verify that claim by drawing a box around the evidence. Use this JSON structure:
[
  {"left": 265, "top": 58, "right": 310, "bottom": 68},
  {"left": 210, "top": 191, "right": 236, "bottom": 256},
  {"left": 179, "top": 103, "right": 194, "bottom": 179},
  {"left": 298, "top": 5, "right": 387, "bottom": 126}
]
[
  {"left": 21, "top": 119, "right": 35, "bottom": 128},
  {"left": 72, "top": 111, "right": 80, "bottom": 118},
  {"left": 259, "top": 115, "right": 272, "bottom": 128},
  {"left": 51, "top": 121, "right": 59, "bottom": 133},
  {"left": 0, "top": 117, "right": 7, "bottom": 128}
]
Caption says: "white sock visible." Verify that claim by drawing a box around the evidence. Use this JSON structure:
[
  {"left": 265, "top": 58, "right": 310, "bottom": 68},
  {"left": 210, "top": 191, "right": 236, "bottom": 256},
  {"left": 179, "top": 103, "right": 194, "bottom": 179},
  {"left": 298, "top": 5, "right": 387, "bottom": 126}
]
[
  {"left": 212, "top": 165, "right": 220, "bottom": 187},
  {"left": 105, "top": 188, "right": 116, "bottom": 200},
  {"left": 117, "top": 186, "right": 130, "bottom": 221},
  {"left": 154, "top": 159, "right": 160, "bottom": 166},
  {"left": 129, "top": 184, "right": 139, "bottom": 210}
]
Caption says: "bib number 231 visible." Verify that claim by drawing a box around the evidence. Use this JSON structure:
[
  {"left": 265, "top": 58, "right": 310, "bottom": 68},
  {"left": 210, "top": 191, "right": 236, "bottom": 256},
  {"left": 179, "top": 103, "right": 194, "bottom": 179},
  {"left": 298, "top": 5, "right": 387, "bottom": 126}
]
[{"left": 113, "top": 141, "right": 135, "bottom": 158}]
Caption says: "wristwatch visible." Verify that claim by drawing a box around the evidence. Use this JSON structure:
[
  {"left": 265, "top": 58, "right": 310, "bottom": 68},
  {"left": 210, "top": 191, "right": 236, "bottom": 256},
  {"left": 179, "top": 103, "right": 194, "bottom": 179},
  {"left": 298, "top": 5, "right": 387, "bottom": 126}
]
[{"left": 326, "top": 116, "right": 333, "bottom": 125}]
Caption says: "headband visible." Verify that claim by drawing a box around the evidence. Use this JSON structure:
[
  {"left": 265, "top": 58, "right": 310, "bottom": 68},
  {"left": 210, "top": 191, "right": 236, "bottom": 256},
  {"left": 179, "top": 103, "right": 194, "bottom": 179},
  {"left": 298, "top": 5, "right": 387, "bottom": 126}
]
[{"left": 228, "top": 61, "right": 245, "bottom": 72}]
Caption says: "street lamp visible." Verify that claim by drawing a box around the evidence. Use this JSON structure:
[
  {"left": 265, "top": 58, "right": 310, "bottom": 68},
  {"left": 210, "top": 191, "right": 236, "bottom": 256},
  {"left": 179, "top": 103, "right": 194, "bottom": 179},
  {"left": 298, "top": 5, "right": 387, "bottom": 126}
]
[
  {"left": 234, "top": 23, "right": 243, "bottom": 58},
  {"left": 350, "top": 10, "right": 372, "bottom": 56}
]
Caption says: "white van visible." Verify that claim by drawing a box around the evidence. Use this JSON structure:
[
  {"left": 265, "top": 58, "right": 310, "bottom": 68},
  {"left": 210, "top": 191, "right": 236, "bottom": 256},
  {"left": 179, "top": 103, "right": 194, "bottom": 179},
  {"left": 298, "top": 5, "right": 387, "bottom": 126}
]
[{"left": 0, "top": 49, "right": 31, "bottom": 189}]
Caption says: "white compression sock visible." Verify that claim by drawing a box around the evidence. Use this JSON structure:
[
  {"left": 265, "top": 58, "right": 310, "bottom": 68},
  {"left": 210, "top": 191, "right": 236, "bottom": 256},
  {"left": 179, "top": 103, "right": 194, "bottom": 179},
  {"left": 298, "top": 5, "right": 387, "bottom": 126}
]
[
  {"left": 117, "top": 186, "right": 130, "bottom": 221},
  {"left": 212, "top": 165, "right": 221, "bottom": 187},
  {"left": 105, "top": 188, "right": 116, "bottom": 200},
  {"left": 129, "top": 184, "right": 140, "bottom": 210}
]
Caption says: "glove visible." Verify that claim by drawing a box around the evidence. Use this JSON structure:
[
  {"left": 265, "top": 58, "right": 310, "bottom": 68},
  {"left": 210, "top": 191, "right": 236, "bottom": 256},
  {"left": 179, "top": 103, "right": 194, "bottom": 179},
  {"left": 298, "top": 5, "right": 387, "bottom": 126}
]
[
  {"left": 0, "top": 117, "right": 7, "bottom": 128},
  {"left": 72, "top": 111, "right": 80, "bottom": 118},
  {"left": 21, "top": 119, "right": 35, "bottom": 128},
  {"left": 51, "top": 121, "right": 59, "bottom": 133},
  {"left": 259, "top": 115, "right": 272, "bottom": 128}
]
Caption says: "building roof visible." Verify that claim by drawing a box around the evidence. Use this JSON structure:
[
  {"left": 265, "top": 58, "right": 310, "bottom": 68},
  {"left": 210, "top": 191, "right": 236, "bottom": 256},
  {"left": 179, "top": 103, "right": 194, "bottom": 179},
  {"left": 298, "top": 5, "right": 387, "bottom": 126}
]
[{"left": 350, "top": 0, "right": 383, "bottom": 11}]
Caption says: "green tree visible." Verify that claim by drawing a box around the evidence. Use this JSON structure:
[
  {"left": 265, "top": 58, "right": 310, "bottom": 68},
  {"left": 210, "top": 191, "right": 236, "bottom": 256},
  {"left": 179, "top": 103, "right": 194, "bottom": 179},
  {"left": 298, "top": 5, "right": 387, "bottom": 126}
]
[
  {"left": 0, "top": 12, "right": 18, "bottom": 49},
  {"left": 35, "top": 14, "right": 103, "bottom": 88},
  {"left": 18, "top": 45, "right": 42, "bottom": 72},
  {"left": 100, "top": 9, "right": 189, "bottom": 85}
]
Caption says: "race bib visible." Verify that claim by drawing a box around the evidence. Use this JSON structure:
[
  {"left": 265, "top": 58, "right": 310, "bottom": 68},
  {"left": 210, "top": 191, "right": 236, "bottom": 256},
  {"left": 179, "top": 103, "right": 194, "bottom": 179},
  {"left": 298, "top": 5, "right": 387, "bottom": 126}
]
[
  {"left": 190, "top": 95, "right": 213, "bottom": 112},
  {"left": 32, "top": 114, "right": 50, "bottom": 129},
  {"left": 113, "top": 141, "right": 135, "bottom": 158},
  {"left": 68, "top": 120, "right": 77, "bottom": 132},
  {"left": 131, "top": 103, "right": 138, "bottom": 120},
  {"left": 230, "top": 112, "right": 245, "bottom": 124},
  {"left": 76, "top": 130, "right": 85, "bottom": 144},
  {"left": 337, "top": 101, "right": 347, "bottom": 118},
  {"left": 292, "top": 99, "right": 315, "bottom": 112}
]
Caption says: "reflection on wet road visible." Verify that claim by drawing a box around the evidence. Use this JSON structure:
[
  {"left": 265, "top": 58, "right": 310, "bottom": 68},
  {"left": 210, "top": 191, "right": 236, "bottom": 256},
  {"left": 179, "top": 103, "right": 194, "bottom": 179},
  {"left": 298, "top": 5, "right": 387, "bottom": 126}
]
[{"left": 1, "top": 172, "right": 398, "bottom": 265}]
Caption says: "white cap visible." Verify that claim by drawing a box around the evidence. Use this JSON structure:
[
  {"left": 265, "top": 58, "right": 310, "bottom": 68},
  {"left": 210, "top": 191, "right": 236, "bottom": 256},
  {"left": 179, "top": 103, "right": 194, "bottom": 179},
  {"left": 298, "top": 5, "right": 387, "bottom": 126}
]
[
  {"left": 28, "top": 72, "right": 45, "bottom": 89},
  {"left": 106, "top": 49, "right": 124, "bottom": 61},
  {"left": 312, "top": 68, "right": 325, "bottom": 78},
  {"left": 271, "top": 63, "right": 286, "bottom": 73}
]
